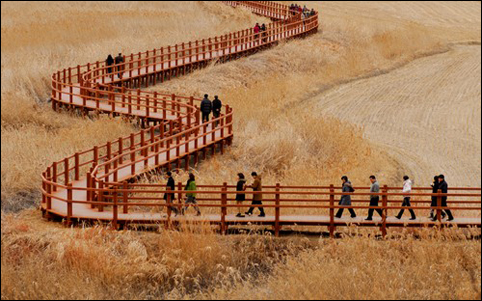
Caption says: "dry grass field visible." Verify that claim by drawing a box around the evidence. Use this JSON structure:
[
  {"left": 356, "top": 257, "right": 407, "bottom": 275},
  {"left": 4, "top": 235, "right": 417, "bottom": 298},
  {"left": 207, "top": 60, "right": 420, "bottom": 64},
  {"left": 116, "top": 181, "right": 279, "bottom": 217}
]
[{"left": 1, "top": 1, "right": 481, "bottom": 299}]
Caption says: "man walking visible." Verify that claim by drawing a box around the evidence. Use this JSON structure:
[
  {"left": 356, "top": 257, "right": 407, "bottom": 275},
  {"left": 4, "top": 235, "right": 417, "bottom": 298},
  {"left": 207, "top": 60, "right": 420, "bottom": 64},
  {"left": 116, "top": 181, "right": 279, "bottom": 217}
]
[
  {"left": 429, "top": 175, "right": 442, "bottom": 219},
  {"left": 212, "top": 95, "right": 222, "bottom": 126},
  {"left": 115, "top": 53, "right": 124, "bottom": 78},
  {"left": 106, "top": 54, "right": 114, "bottom": 75},
  {"left": 245, "top": 172, "right": 265, "bottom": 217},
  {"left": 435, "top": 174, "right": 454, "bottom": 222},
  {"left": 163, "top": 171, "right": 179, "bottom": 216},
  {"left": 335, "top": 176, "right": 357, "bottom": 219},
  {"left": 395, "top": 175, "right": 417, "bottom": 220},
  {"left": 200, "top": 94, "right": 212, "bottom": 123},
  {"left": 365, "top": 175, "right": 383, "bottom": 221}
]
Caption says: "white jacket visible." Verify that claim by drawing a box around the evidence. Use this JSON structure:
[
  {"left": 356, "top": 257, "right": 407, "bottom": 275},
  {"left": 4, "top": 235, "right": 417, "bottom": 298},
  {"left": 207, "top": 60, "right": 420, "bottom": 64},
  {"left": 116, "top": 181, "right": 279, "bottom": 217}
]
[{"left": 402, "top": 179, "right": 412, "bottom": 197}]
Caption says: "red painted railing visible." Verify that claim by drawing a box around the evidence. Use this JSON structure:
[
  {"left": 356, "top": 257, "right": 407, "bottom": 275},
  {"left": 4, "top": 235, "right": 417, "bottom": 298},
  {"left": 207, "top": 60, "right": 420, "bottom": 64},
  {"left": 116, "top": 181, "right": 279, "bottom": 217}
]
[{"left": 40, "top": 1, "right": 320, "bottom": 226}]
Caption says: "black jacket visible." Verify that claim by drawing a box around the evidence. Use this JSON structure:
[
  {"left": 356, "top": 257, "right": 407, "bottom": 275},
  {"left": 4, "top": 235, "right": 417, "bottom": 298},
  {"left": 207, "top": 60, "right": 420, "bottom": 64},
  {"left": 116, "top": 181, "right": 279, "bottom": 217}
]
[
  {"left": 212, "top": 98, "right": 222, "bottom": 113},
  {"left": 106, "top": 56, "right": 114, "bottom": 66},
  {"left": 431, "top": 181, "right": 439, "bottom": 206},
  {"left": 200, "top": 98, "right": 212, "bottom": 114},
  {"left": 115, "top": 55, "right": 124, "bottom": 64},
  {"left": 164, "top": 177, "right": 175, "bottom": 200},
  {"left": 236, "top": 180, "right": 246, "bottom": 201},
  {"left": 439, "top": 180, "right": 448, "bottom": 202}
]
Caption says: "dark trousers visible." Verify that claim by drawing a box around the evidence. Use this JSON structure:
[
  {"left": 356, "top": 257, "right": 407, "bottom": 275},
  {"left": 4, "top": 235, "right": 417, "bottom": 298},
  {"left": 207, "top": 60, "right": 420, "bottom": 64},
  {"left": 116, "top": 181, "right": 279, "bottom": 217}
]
[
  {"left": 441, "top": 198, "right": 454, "bottom": 220},
  {"left": 367, "top": 196, "right": 383, "bottom": 219},
  {"left": 335, "top": 207, "right": 356, "bottom": 218},
  {"left": 396, "top": 197, "right": 416, "bottom": 219},
  {"left": 213, "top": 111, "right": 220, "bottom": 126},
  {"left": 247, "top": 200, "right": 265, "bottom": 215},
  {"left": 202, "top": 112, "right": 210, "bottom": 123},
  {"left": 164, "top": 194, "right": 179, "bottom": 215}
]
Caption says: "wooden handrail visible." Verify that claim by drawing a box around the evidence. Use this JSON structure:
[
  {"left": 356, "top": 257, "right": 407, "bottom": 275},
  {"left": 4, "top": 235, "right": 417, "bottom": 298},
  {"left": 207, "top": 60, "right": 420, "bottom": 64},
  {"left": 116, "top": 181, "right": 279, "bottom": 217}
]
[{"left": 40, "top": 2, "right": 481, "bottom": 237}]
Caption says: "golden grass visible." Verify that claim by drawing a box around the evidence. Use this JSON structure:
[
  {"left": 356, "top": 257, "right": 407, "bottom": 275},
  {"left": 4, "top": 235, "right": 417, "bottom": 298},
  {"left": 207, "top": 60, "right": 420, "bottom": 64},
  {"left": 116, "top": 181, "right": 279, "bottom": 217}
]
[
  {"left": 1, "top": 210, "right": 481, "bottom": 299},
  {"left": 1, "top": 1, "right": 267, "bottom": 211},
  {"left": 200, "top": 232, "right": 481, "bottom": 300},
  {"left": 1, "top": 1, "right": 481, "bottom": 299}
]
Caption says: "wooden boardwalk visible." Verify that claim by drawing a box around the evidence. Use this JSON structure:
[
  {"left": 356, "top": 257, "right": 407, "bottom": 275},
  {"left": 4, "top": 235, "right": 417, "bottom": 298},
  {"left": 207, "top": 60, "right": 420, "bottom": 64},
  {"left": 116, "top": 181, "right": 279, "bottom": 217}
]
[{"left": 40, "top": 1, "right": 481, "bottom": 237}]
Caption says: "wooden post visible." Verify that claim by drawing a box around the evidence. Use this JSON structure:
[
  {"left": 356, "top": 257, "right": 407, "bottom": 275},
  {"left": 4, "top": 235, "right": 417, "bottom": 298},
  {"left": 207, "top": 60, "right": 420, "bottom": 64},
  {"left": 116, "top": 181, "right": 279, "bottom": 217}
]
[
  {"left": 382, "top": 185, "right": 388, "bottom": 238},
  {"left": 436, "top": 189, "right": 442, "bottom": 223},
  {"left": 93, "top": 145, "right": 99, "bottom": 168},
  {"left": 275, "top": 183, "right": 281, "bottom": 237},
  {"left": 112, "top": 187, "right": 118, "bottom": 230},
  {"left": 130, "top": 133, "right": 136, "bottom": 175},
  {"left": 88, "top": 168, "right": 97, "bottom": 209},
  {"left": 154, "top": 138, "right": 160, "bottom": 166},
  {"left": 98, "top": 180, "right": 104, "bottom": 212},
  {"left": 221, "top": 182, "right": 228, "bottom": 234},
  {"left": 166, "top": 187, "right": 172, "bottom": 230},
  {"left": 113, "top": 159, "right": 118, "bottom": 183},
  {"left": 52, "top": 162, "right": 58, "bottom": 192},
  {"left": 64, "top": 157, "right": 69, "bottom": 185},
  {"left": 86, "top": 170, "right": 92, "bottom": 207},
  {"left": 118, "top": 137, "right": 124, "bottom": 165},
  {"left": 66, "top": 183, "right": 73, "bottom": 227},
  {"left": 123, "top": 181, "right": 128, "bottom": 214},
  {"left": 105, "top": 141, "right": 111, "bottom": 176},
  {"left": 46, "top": 169, "right": 52, "bottom": 210},
  {"left": 329, "top": 184, "right": 335, "bottom": 238},
  {"left": 74, "top": 153, "right": 80, "bottom": 181}
]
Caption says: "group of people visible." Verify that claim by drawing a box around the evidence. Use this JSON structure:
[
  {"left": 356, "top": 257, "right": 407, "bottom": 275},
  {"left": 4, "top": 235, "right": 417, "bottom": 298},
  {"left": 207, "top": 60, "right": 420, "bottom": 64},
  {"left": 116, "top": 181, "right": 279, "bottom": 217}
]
[
  {"left": 253, "top": 23, "right": 268, "bottom": 44},
  {"left": 200, "top": 94, "right": 222, "bottom": 125},
  {"left": 289, "top": 4, "right": 315, "bottom": 17},
  {"left": 163, "top": 171, "right": 201, "bottom": 216},
  {"left": 163, "top": 171, "right": 265, "bottom": 217},
  {"left": 162, "top": 172, "right": 455, "bottom": 222},
  {"left": 337, "top": 174, "right": 454, "bottom": 222},
  {"left": 105, "top": 53, "right": 124, "bottom": 78}
]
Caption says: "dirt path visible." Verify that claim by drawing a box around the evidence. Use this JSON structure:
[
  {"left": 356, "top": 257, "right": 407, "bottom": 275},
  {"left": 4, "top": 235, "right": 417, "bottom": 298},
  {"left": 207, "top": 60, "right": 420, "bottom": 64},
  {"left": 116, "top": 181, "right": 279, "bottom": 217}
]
[{"left": 306, "top": 45, "right": 481, "bottom": 186}]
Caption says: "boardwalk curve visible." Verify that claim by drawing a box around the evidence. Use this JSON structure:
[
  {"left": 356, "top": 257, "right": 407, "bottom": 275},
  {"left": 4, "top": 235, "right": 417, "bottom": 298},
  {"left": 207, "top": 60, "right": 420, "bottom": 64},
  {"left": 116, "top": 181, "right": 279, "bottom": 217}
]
[{"left": 40, "top": 1, "right": 481, "bottom": 236}]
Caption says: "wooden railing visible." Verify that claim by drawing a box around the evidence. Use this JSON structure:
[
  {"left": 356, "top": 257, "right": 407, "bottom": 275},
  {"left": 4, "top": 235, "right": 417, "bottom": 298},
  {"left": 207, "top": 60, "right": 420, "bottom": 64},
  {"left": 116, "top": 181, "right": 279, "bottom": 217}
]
[
  {"left": 38, "top": 2, "right": 482, "bottom": 237},
  {"left": 40, "top": 179, "right": 481, "bottom": 236},
  {"left": 40, "top": 2, "right": 324, "bottom": 228}
]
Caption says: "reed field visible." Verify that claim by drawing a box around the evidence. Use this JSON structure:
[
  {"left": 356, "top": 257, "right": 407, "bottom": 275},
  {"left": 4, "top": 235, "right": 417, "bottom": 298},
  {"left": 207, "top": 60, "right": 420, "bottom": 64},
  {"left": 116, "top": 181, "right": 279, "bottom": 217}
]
[{"left": 1, "top": 1, "right": 481, "bottom": 299}]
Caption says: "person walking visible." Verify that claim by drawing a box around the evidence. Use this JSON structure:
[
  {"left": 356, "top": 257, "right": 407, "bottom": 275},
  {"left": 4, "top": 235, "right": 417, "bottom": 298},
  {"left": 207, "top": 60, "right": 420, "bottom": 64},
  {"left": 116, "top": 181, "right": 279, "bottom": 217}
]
[
  {"left": 429, "top": 175, "right": 443, "bottom": 219},
  {"left": 235, "top": 173, "right": 247, "bottom": 218},
  {"left": 163, "top": 171, "right": 179, "bottom": 216},
  {"left": 395, "top": 175, "right": 417, "bottom": 220},
  {"left": 212, "top": 95, "right": 222, "bottom": 126},
  {"left": 254, "top": 23, "right": 260, "bottom": 44},
  {"left": 365, "top": 175, "right": 383, "bottom": 221},
  {"left": 245, "top": 172, "right": 265, "bottom": 217},
  {"left": 115, "top": 53, "right": 124, "bottom": 78},
  {"left": 335, "top": 176, "right": 357, "bottom": 219},
  {"left": 261, "top": 24, "right": 267, "bottom": 43},
  {"left": 106, "top": 54, "right": 114, "bottom": 75},
  {"left": 435, "top": 174, "right": 454, "bottom": 221},
  {"left": 181, "top": 173, "right": 201, "bottom": 216},
  {"left": 200, "top": 94, "right": 212, "bottom": 123}
]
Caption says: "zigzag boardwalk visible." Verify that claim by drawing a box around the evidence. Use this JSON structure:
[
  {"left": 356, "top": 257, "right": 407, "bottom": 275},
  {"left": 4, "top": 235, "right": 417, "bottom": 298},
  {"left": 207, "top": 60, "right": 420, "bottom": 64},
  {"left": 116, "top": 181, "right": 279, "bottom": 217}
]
[{"left": 40, "top": 1, "right": 481, "bottom": 237}]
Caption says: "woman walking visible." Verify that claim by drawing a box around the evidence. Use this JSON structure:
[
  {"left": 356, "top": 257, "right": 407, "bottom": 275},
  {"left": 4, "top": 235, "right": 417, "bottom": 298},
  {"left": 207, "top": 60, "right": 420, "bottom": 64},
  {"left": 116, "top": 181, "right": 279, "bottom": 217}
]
[
  {"left": 182, "top": 173, "right": 201, "bottom": 216},
  {"left": 235, "top": 173, "right": 247, "bottom": 218}
]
